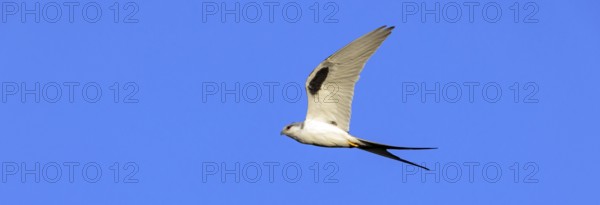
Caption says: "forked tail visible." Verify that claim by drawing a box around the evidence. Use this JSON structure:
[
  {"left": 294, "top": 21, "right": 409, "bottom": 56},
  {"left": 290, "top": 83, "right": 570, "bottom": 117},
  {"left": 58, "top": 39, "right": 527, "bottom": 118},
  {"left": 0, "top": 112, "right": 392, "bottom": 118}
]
[{"left": 356, "top": 138, "right": 436, "bottom": 170}]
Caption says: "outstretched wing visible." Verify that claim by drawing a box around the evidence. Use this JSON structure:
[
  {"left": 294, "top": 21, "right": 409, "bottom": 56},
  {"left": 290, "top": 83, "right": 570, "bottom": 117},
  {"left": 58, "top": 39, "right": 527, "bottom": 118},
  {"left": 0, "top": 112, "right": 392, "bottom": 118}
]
[{"left": 305, "top": 26, "right": 395, "bottom": 132}]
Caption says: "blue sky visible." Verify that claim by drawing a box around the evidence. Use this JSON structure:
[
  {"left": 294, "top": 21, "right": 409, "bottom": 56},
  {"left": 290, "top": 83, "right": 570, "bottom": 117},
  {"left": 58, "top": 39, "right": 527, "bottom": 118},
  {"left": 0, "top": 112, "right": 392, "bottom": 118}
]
[{"left": 1, "top": 0, "right": 598, "bottom": 204}]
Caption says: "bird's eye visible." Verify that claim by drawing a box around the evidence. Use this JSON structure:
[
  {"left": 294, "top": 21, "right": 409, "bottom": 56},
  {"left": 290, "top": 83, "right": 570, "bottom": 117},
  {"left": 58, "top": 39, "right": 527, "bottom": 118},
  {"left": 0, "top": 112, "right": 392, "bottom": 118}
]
[{"left": 286, "top": 126, "right": 292, "bottom": 130}]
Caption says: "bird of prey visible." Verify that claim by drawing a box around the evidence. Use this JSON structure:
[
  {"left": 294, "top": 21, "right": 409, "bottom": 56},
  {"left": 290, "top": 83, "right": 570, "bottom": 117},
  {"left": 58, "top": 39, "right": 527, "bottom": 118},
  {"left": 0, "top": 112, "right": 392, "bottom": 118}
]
[{"left": 280, "top": 26, "right": 436, "bottom": 170}]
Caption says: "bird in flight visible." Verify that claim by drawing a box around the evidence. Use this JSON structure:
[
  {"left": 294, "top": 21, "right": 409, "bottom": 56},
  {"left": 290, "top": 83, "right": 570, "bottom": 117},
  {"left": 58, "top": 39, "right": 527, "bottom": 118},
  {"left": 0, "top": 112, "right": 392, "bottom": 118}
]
[{"left": 280, "top": 26, "right": 436, "bottom": 170}]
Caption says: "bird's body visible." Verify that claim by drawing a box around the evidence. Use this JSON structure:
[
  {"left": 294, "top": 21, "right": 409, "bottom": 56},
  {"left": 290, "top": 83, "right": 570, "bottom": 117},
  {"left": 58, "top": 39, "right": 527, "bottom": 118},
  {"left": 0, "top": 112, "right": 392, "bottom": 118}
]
[
  {"left": 285, "top": 120, "right": 361, "bottom": 148},
  {"left": 281, "top": 26, "right": 435, "bottom": 170}
]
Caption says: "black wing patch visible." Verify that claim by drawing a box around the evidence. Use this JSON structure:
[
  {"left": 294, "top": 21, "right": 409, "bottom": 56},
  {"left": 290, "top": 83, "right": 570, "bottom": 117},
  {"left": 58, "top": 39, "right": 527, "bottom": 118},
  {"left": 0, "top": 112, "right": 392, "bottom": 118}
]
[{"left": 308, "top": 67, "right": 329, "bottom": 95}]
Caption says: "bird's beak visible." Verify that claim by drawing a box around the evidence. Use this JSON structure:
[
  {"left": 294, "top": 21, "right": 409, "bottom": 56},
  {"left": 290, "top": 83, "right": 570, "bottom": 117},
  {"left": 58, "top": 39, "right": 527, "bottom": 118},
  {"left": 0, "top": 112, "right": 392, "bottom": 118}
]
[{"left": 280, "top": 131, "right": 284, "bottom": 135}]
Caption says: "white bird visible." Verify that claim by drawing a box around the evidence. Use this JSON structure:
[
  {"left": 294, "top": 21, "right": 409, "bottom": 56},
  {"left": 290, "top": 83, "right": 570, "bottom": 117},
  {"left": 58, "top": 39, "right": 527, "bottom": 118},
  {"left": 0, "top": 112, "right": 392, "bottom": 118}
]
[{"left": 281, "top": 26, "right": 435, "bottom": 170}]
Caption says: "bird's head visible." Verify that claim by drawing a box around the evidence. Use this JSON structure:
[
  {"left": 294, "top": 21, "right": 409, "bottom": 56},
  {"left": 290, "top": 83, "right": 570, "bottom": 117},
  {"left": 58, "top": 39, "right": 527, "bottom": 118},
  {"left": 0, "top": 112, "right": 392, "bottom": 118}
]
[{"left": 280, "top": 122, "right": 303, "bottom": 137}]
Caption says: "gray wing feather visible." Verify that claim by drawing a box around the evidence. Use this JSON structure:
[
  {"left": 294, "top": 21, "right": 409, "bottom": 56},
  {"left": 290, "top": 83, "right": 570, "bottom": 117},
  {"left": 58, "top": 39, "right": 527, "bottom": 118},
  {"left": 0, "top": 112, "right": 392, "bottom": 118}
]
[{"left": 305, "top": 26, "right": 395, "bottom": 132}]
